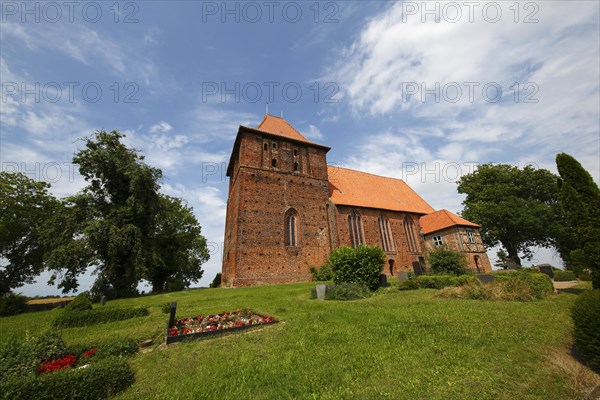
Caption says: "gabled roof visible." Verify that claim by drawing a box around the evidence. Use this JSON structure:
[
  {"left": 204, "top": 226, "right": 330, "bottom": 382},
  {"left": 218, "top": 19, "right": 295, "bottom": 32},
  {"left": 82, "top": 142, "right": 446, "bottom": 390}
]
[
  {"left": 253, "top": 114, "right": 316, "bottom": 145},
  {"left": 227, "top": 115, "right": 330, "bottom": 177},
  {"left": 328, "top": 166, "right": 435, "bottom": 214},
  {"left": 419, "top": 209, "right": 480, "bottom": 235}
]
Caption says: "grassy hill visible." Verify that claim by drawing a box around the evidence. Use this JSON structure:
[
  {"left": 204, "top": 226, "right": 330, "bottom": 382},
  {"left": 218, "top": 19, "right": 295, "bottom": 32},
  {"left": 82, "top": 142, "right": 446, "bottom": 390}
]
[{"left": 0, "top": 282, "right": 593, "bottom": 399}]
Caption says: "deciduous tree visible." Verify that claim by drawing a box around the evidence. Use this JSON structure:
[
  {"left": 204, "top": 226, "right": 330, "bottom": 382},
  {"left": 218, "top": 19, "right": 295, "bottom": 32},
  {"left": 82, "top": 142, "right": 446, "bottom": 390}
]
[
  {"left": 0, "top": 172, "right": 57, "bottom": 295},
  {"left": 457, "top": 164, "right": 560, "bottom": 267}
]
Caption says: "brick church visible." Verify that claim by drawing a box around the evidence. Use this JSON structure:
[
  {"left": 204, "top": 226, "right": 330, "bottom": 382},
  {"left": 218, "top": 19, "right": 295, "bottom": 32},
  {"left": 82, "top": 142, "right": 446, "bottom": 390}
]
[{"left": 221, "top": 115, "right": 491, "bottom": 287}]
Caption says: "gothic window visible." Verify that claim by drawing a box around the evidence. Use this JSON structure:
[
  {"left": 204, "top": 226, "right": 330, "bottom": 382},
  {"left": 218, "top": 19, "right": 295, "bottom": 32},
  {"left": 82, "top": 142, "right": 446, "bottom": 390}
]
[
  {"left": 285, "top": 209, "right": 299, "bottom": 246},
  {"left": 263, "top": 143, "right": 268, "bottom": 151},
  {"left": 294, "top": 162, "right": 299, "bottom": 172},
  {"left": 433, "top": 235, "right": 443, "bottom": 246},
  {"left": 403, "top": 217, "right": 420, "bottom": 252},
  {"left": 467, "top": 230, "right": 476, "bottom": 243},
  {"left": 272, "top": 142, "right": 277, "bottom": 149},
  {"left": 348, "top": 210, "right": 364, "bottom": 248},
  {"left": 378, "top": 214, "right": 395, "bottom": 252},
  {"left": 271, "top": 158, "right": 277, "bottom": 168}
]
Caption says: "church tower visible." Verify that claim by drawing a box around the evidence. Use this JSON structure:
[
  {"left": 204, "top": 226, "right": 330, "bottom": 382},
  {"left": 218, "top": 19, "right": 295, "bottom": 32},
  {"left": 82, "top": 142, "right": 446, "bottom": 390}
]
[{"left": 221, "top": 115, "right": 332, "bottom": 287}]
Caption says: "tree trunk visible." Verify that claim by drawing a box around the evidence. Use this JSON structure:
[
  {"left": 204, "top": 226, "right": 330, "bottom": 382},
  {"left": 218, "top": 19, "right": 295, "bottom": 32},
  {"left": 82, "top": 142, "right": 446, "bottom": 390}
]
[{"left": 505, "top": 245, "right": 522, "bottom": 269}]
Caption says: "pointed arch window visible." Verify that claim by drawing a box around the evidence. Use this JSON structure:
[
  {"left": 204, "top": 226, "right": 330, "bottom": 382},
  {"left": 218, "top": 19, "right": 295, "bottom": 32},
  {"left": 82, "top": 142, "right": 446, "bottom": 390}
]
[
  {"left": 348, "top": 210, "right": 364, "bottom": 248},
  {"left": 403, "top": 216, "right": 420, "bottom": 253},
  {"left": 285, "top": 209, "right": 299, "bottom": 246},
  {"left": 378, "top": 214, "right": 395, "bottom": 252}
]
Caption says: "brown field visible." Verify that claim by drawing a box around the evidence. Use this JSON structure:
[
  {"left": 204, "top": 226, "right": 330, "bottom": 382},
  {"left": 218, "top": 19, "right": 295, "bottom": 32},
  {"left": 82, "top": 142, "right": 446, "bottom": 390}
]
[{"left": 26, "top": 297, "right": 75, "bottom": 305}]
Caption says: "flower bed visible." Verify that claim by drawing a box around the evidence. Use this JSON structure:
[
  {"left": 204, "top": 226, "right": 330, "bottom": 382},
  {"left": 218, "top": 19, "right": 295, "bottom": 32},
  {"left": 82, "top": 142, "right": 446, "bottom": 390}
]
[{"left": 166, "top": 308, "right": 276, "bottom": 344}]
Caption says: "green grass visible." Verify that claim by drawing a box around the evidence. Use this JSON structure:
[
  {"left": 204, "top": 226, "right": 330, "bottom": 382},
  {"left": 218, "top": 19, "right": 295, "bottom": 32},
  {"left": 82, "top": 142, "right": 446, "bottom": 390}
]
[{"left": 0, "top": 282, "right": 592, "bottom": 399}]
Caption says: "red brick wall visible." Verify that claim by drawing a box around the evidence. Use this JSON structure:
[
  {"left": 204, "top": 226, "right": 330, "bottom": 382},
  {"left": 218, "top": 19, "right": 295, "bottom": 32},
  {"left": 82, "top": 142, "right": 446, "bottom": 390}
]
[
  {"left": 331, "top": 205, "right": 428, "bottom": 276},
  {"left": 423, "top": 227, "right": 492, "bottom": 272},
  {"left": 222, "top": 131, "right": 331, "bottom": 287}
]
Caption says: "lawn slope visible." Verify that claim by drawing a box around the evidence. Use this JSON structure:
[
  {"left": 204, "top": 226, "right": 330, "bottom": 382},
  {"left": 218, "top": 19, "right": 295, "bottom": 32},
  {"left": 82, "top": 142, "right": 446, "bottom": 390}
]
[{"left": 0, "top": 283, "right": 587, "bottom": 399}]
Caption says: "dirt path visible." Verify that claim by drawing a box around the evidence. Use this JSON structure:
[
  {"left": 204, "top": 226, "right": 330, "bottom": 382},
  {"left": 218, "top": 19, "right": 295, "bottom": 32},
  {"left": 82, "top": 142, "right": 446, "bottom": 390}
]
[{"left": 553, "top": 280, "right": 581, "bottom": 290}]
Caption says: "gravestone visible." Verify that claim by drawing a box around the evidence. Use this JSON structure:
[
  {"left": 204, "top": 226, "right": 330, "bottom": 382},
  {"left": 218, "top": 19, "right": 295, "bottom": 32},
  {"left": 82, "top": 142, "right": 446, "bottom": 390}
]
[
  {"left": 537, "top": 264, "right": 554, "bottom": 279},
  {"left": 379, "top": 274, "right": 389, "bottom": 288},
  {"left": 100, "top": 296, "right": 107, "bottom": 306},
  {"left": 475, "top": 274, "right": 495, "bottom": 285},
  {"left": 168, "top": 302, "right": 177, "bottom": 328},
  {"left": 315, "top": 284, "right": 327, "bottom": 300},
  {"left": 397, "top": 271, "right": 408, "bottom": 283},
  {"left": 412, "top": 261, "right": 424, "bottom": 276}
]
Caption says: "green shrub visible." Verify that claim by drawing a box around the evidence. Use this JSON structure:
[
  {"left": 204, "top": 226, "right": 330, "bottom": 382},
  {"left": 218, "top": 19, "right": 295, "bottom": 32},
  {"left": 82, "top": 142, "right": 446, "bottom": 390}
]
[
  {"left": 426, "top": 246, "right": 468, "bottom": 275},
  {"left": 0, "top": 356, "right": 134, "bottom": 400},
  {"left": 438, "top": 272, "right": 554, "bottom": 301},
  {"left": 64, "top": 292, "right": 93, "bottom": 312},
  {"left": 571, "top": 290, "right": 600, "bottom": 372},
  {"left": 209, "top": 273, "right": 222, "bottom": 288},
  {"left": 0, "top": 293, "right": 29, "bottom": 316},
  {"left": 0, "top": 331, "right": 67, "bottom": 380},
  {"left": 52, "top": 307, "right": 149, "bottom": 328},
  {"left": 326, "top": 282, "right": 372, "bottom": 300},
  {"left": 417, "top": 275, "right": 477, "bottom": 289},
  {"left": 494, "top": 271, "right": 554, "bottom": 300},
  {"left": 438, "top": 282, "right": 493, "bottom": 300},
  {"left": 398, "top": 280, "right": 419, "bottom": 291},
  {"left": 310, "top": 263, "right": 334, "bottom": 281},
  {"left": 161, "top": 302, "right": 172, "bottom": 314},
  {"left": 329, "top": 245, "right": 385, "bottom": 291},
  {"left": 553, "top": 270, "right": 577, "bottom": 281},
  {"left": 578, "top": 272, "right": 592, "bottom": 281},
  {"left": 67, "top": 337, "right": 138, "bottom": 360}
]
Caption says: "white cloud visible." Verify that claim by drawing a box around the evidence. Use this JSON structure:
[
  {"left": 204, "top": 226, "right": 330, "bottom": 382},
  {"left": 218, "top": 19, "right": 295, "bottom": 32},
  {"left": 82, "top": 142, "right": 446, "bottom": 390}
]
[
  {"left": 149, "top": 121, "right": 173, "bottom": 134},
  {"left": 326, "top": 1, "right": 599, "bottom": 183},
  {"left": 304, "top": 124, "right": 324, "bottom": 140}
]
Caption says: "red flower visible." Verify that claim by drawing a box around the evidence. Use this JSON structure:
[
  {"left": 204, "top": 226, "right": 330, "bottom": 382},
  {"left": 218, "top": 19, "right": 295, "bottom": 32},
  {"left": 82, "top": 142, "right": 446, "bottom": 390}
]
[
  {"left": 169, "top": 326, "right": 179, "bottom": 336},
  {"left": 82, "top": 349, "right": 97, "bottom": 358},
  {"left": 39, "top": 354, "right": 77, "bottom": 374}
]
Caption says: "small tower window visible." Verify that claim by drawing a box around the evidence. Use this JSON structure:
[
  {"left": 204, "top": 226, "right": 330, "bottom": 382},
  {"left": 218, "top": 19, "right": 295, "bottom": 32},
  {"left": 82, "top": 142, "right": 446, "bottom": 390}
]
[
  {"left": 294, "top": 162, "right": 299, "bottom": 172},
  {"left": 271, "top": 159, "right": 277, "bottom": 168},
  {"left": 263, "top": 143, "right": 268, "bottom": 151},
  {"left": 272, "top": 142, "right": 277, "bottom": 149},
  {"left": 294, "top": 149, "right": 298, "bottom": 156}
]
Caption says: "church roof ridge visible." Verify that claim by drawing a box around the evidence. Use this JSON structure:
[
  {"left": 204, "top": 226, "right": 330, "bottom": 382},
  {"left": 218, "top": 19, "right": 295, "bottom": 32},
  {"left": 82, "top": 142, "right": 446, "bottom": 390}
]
[{"left": 327, "top": 165, "right": 435, "bottom": 215}]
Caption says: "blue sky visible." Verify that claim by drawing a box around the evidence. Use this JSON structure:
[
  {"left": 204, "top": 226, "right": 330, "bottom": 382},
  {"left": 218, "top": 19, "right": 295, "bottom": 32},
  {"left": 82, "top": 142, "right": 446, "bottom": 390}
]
[{"left": 1, "top": 1, "right": 599, "bottom": 296}]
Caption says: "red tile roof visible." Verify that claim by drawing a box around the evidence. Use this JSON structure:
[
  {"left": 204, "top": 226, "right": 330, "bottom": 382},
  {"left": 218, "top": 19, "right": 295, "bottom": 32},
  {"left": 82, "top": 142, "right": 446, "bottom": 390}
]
[
  {"left": 419, "top": 209, "right": 480, "bottom": 235},
  {"left": 253, "top": 114, "right": 316, "bottom": 145},
  {"left": 328, "top": 166, "right": 435, "bottom": 214}
]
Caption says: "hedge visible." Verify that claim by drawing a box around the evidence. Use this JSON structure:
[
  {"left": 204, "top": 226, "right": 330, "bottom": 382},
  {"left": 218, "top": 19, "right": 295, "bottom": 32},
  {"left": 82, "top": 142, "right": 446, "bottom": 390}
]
[
  {"left": 52, "top": 307, "right": 149, "bottom": 328},
  {"left": 493, "top": 271, "right": 554, "bottom": 300},
  {"left": 438, "top": 271, "right": 554, "bottom": 301},
  {"left": 311, "top": 282, "right": 372, "bottom": 301},
  {"left": 0, "top": 293, "right": 28, "bottom": 316},
  {"left": 417, "top": 275, "right": 477, "bottom": 289},
  {"left": 553, "top": 270, "right": 577, "bottom": 281},
  {"left": 571, "top": 290, "right": 600, "bottom": 372},
  {"left": 0, "top": 356, "right": 134, "bottom": 400},
  {"left": 64, "top": 292, "right": 93, "bottom": 312}
]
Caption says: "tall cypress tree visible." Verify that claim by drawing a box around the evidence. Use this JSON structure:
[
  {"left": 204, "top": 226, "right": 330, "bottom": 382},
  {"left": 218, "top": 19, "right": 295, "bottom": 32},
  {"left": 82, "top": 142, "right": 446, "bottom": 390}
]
[{"left": 556, "top": 153, "right": 600, "bottom": 289}]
